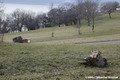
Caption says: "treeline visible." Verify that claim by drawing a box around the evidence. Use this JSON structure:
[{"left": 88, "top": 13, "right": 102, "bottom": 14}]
[{"left": 0, "top": 0, "right": 119, "bottom": 34}]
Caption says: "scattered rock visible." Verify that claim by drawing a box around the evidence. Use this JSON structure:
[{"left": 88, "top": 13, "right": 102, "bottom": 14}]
[
  {"left": 13, "top": 36, "right": 23, "bottom": 43},
  {"left": 13, "top": 36, "right": 31, "bottom": 43}
]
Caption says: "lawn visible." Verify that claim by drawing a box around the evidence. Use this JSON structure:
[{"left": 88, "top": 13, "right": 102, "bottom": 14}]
[
  {"left": 4, "top": 11, "right": 120, "bottom": 45},
  {"left": 0, "top": 11, "right": 120, "bottom": 80},
  {"left": 0, "top": 43, "right": 120, "bottom": 80}
]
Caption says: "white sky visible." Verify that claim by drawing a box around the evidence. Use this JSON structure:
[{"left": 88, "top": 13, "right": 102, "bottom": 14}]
[
  {"left": 3, "top": 0, "right": 74, "bottom": 14},
  {"left": 4, "top": 3, "right": 50, "bottom": 14},
  {"left": 3, "top": 0, "right": 120, "bottom": 14}
]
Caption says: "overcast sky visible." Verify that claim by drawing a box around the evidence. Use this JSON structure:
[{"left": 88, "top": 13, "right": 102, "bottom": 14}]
[
  {"left": 3, "top": 0, "right": 75, "bottom": 5},
  {"left": 3, "top": 0, "right": 120, "bottom": 14},
  {"left": 4, "top": 0, "right": 75, "bottom": 14}
]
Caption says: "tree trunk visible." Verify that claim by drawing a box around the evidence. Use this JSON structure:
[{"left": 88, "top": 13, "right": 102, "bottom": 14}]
[
  {"left": 51, "top": 32, "right": 54, "bottom": 37},
  {"left": 92, "top": 13, "right": 95, "bottom": 32},
  {"left": 71, "top": 22, "right": 73, "bottom": 25},
  {"left": 65, "top": 23, "right": 68, "bottom": 26},
  {"left": 109, "top": 13, "right": 111, "bottom": 19},
  {"left": 19, "top": 29, "right": 22, "bottom": 32},
  {"left": 0, "top": 34, "right": 1, "bottom": 42},
  {"left": 78, "top": 19, "right": 81, "bottom": 35},
  {"left": 78, "top": 26, "right": 81, "bottom": 35},
  {"left": 79, "top": 19, "right": 81, "bottom": 25},
  {"left": 73, "top": 20, "right": 77, "bottom": 25},
  {"left": 44, "top": 25, "right": 45, "bottom": 29},
  {"left": 108, "top": 10, "right": 111, "bottom": 19},
  {"left": 58, "top": 23, "right": 61, "bottom": 27},
  {"left": 1, "top": 33, "right": 4, "bottom": 42},
  {"left": 87, "top": 16, "right": 90, "bottom": 26},
  {"left": 92, "top": 25, "right": 94, "bottom": 32}
]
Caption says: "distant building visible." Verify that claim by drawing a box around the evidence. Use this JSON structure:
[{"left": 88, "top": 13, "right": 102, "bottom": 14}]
[
  {"left": 116, "top": 6, "right": 120, "bottom": 10},
  {"left": 22, "top": 25, "right": 28, "bottom": 32}
]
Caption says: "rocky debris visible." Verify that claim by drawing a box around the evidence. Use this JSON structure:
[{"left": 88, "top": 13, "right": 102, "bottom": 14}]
[
  {"left": 13, "top": 36, "right": 31, "bottom": 43},
  {"left": 13, "top": 36, "right": 23, "bottom": 43},
  {"left": 83, "top": 50, "right": 107, "bottom": 67}
]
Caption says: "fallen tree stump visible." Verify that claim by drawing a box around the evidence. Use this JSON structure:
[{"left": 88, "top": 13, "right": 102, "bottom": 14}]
[{"left": 83, "top": 50, "right": 107, "bottom": 67}]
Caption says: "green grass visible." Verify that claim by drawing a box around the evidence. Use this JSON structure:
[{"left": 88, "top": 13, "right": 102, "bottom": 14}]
[
  {"left": 0, "top": 12, "right": 120, "bottom": 79},
  {"left": 4, "top": 11, "right": 120, "bottom": 44},
  {"left": 0, "top": 43, "right": 120, "bottom": 80}
]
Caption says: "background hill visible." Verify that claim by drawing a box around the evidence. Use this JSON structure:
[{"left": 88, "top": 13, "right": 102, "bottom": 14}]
[
  {"left": 0, "top": 0, "right": 120, "bottom": 79},
  {"left": 0, "top": 12, "right": 120, "bottom": 80},
  {"left": 4, "top": 11, "right": 120, "bottom": 45}
]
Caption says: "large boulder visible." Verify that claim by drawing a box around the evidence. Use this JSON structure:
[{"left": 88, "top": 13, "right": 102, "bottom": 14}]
[
  {"left": 84, "top": 50, "right": 107, "bottom": 67},
  {"left": 13, "top": 36, "right": 23, "bottom": 43}
]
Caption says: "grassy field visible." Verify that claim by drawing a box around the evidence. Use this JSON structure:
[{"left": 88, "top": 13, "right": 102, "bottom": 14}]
[
  {"left": 0, "top": 12, "right": 120, "bottom": 80},
  {"left": 0, "top": 43, "right": 120, "bottom": 80},
  {"left": 4, "top": 11, "right": 120, "bottom": 45}
]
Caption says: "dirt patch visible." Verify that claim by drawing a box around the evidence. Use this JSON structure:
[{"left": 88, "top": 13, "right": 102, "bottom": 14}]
[{"left": 76, "top": 40, "right": 120, "bottom": 45}]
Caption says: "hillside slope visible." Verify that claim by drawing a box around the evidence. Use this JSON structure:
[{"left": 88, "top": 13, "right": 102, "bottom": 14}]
[
  {"left": 1, "top": 11, "right": 120, "bottom": 80},
  {"left": 4, "top": 11, "right": 120, "bottom": 44},
  {"left": 0, "top": 43, "right": 120, "bottom": 80}
]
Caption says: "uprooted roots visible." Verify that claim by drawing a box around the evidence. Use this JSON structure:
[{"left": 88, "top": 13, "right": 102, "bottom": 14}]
[{"left": 80, "top": 62, "right": 108, "bottom": 67}]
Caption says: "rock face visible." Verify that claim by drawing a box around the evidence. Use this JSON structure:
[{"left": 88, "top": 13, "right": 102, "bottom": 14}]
[
  {"left": 13, "top": 36, "right": 23, "bottom": 43},
  {"left": 84, "top": 50, "right": 107, "bottom": 67}
]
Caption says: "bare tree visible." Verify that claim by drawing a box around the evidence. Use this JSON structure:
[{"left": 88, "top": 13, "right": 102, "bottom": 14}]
[
  {"left": 100, "top": 1, "right": 119, "bottom": 19},
  {"left": 83, "top": 0, "right": 99, "bottom": 33},
  {"left": 76, "top": 0, "right": 84, "bottom": 34},
  {"left": 35, "top": 13, "right": 46, "bottom": 29},
  {"left": 8, "top": 9, "right": 46, "bottom": 32},
  {"left": 90, "top": 1, "right": 98, "bottom": 32},
  {"left": 0, "top": 20, "right": 8, "bottom": 42},
  {"left": 0, "top": 2, "right": 6, "bottom": 42},
  {"left": 83, "top": 0, "right": 92, "bottom": 26},
  {"left": 48, "top": 8, "right": 58, "bottom": 27},
  {"left": 62, "top": 3, "right": 74, "bottom": 26},
  {"left": 11, "top": 9, "right": 26, "bottom": 32},
  {"left": 5, "top": 14, "right": 18, "bottom": 32},
  {"left": 10, "top": 9, "right": 39, "bottom": 32},
  {"left": 57, "top": 5, "right": 67, "bottom": 27},
  {"left": 48, "top": 4, "right": 56, "bottom": 37},
  {"left": 23, "top": 11, "right": 36, "bottom": 31},
  {"left": 48, "top": 4, "right": 69, "bottom": 37}
]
